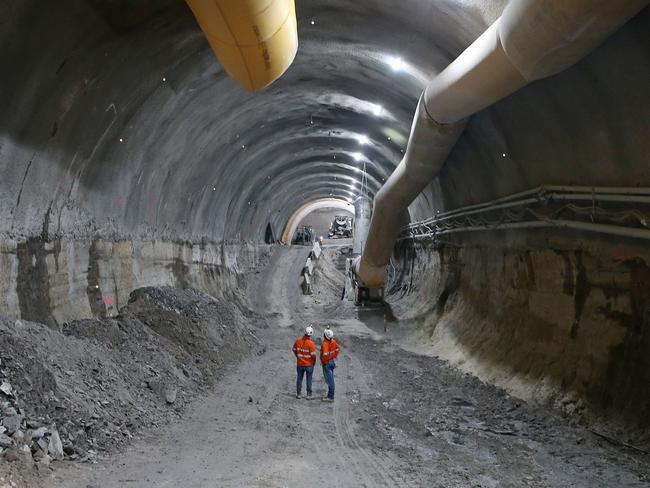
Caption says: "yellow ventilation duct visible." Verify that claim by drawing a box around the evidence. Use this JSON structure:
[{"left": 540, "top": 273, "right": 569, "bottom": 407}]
[{"left": 185, "top": 0, "right": 298, "bottom": 92}]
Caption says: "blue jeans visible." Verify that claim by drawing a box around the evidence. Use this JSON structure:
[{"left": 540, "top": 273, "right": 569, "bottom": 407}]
[
  {"left": 296, "top": 366, "right": 314, "bottom": 396},
  {"left": 322, "top": 362, "right": 335, "bottom": 399}
]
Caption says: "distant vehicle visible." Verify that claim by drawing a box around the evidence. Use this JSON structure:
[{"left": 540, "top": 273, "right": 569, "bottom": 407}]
[
  {"left": 293, "top": 226, "right": 314, "bottom": 245},
  {"left": 328, "top": 215, "right": 353, "bottom": 238}
]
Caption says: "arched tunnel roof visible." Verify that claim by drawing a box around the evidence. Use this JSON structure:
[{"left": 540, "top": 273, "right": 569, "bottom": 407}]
[{"left": 0, "top": 0, "right": 648, "bottom": 243}]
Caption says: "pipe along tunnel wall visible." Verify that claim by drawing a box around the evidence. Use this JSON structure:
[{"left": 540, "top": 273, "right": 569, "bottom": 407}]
[{"left": 0, "top": 0, "right": 649, "bottom": 448}]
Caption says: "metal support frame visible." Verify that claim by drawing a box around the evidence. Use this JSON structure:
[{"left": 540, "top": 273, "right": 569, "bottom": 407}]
[{"left": 400, "top": 186, "right": 650, "bottom": 242}]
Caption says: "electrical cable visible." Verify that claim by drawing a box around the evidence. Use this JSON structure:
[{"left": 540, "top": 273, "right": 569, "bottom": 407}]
[{"left": 400, "top": 186, "right": 650, "bottom": 241}]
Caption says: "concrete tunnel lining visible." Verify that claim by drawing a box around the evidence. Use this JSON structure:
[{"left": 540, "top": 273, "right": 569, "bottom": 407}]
[
  {"left": 0, "top": 0, "right": 649, "bottom": 482},
  {"left": 3, "top": 0, "right": 647, "bottom": 245}
]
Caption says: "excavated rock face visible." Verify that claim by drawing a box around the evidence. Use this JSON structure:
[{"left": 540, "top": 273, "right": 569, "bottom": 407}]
[
  {"left": 387, "top": 236, "right": 650, "bottom": 445},
  {"left": 0, "top": 0, "right": 649, "bottom": 445}
]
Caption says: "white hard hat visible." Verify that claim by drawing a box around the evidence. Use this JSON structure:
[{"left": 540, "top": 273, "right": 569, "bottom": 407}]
[
  {"left": 305, "top": 325, "right": 314, "bottom": 336},
  {"left": 324, "top": 328, "right": 334, "bottom": 340}
]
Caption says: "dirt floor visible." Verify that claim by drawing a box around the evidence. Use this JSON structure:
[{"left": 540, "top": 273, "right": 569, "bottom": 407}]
[{"left": 3, "top": 243, "right": 650, "bottom": 487}]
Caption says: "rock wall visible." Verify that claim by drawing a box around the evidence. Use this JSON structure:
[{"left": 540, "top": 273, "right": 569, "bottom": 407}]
[
  {"left": 387, "top": 234, "right": 650, "bottom": 439},
  {"left": 0, "top": 238, "right": 272, "bottom": 325}
]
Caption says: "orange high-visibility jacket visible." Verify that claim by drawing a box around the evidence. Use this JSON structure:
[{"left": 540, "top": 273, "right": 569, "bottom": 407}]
[
  {"left": 293, "top": 336, "right": 316, "bottom": 367},
  {"left": 320, "top": 338, "right": 340, "bottom": 365}
]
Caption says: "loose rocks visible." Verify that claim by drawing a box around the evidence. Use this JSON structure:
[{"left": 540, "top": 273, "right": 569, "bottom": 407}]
[
  {"left": 0, "top": 433, "right": 13, "bottom": 448},
  {"left": 0, "top": 286, "right": 263, "bottom": 468},
  {"left": 2, "top": 415, "right": 23, "bottom": 435}
]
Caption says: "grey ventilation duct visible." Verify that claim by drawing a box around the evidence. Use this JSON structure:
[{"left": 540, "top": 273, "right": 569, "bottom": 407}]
[{"left": 355, "top": 0, "right": 650, "bottom": 288}]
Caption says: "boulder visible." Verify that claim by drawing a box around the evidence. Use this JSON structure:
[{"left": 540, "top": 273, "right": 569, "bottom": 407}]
[
  {"left": 0, "top": 381, "right": 13, "bottom": 397},
  {"left": 29, "top": 426, "right": 48, "bottom": 439},
  {"left": 48, "top": 429, "right": 64, "bottom": 460},
  {"left": 0, "top": 432, "right": 13, "bottom": 448},
  {"left": 3, "top": 448, "right": 20, "bottom": 462},
  {"left": 147, "top": 379, "right": 178, "bottom": 405},
  {"left": 2, "top": 414, "right": 23, "bottom": 434}
]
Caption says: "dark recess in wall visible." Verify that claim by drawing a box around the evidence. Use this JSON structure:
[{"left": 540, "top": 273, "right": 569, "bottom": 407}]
[{"left": 16, "top": 238, "right": 58, "bottom": 328}]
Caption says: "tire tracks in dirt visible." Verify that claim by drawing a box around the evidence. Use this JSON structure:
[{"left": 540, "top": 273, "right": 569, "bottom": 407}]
[{"left": 334, "top": 351, "right": 412, "bottom": 487}]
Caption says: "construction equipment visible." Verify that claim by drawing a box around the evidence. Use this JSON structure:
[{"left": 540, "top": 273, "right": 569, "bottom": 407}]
[
  {"left": 328, "top": 216, "right": 353, "bottom": 239},
  {"left": 293, "top": 226, "right": 314, "bottom": 245}
]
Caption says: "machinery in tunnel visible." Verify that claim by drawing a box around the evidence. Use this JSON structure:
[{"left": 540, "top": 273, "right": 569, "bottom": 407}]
[
  {"left": 328, "top": 215, "right": 353, "bottom": 239},
  {"left": 292, "top": 225, "right": 314, "bottom": 245}
]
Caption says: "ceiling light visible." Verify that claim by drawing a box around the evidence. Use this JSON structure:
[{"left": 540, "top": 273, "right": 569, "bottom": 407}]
[
  {"left": 355, "top": 134, "right": 369, "bottom": 145},
  {"left": 352, "top": 152, "right": 363, "bottom": 161},
  {"left": 387, "top": 56, "right": 405, "bottom": 72},
  {"left": 368, "top": 102, "right": 383, "bottom": 117},
  {"left": 382, "top": 127, "right": 406, "bottom": 146}
]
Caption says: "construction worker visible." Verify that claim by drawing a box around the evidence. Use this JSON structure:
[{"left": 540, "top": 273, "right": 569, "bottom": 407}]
[
  {"left": 320, "top": 327, "right": 340, "bottom": 402},
  {"left": 292, "top": 325, "right": 317, "bottom": 399}
]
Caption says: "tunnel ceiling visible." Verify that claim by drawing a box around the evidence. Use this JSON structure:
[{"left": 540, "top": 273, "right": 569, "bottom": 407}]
[{"left": 0, "top": 0, "right": 648, "bottom": 243}]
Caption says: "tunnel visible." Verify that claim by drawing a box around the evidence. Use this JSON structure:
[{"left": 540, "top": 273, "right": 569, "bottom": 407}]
[{"left": 1, "top": 0, "right": 649, "bottom": 486}]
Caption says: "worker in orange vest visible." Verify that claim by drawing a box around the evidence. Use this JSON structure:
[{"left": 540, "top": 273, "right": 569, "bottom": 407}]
[
  {"left": 292, "top": 325, "right": 317, "bottom": 399},
  {"left": 320, "top": 327, "right": 340, "bottom": 402}
]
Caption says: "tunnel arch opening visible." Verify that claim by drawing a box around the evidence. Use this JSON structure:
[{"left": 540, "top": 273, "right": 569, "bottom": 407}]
[{"left": 280, "top": 198, "right": 355, "bottom": 244}]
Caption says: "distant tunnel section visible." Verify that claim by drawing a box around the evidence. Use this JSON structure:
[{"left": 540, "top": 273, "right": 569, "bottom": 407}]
[{"left": 281, "top": 198, "right": 355, "bottom": 244}]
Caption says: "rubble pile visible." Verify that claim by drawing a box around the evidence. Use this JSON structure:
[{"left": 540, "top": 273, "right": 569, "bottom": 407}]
[{"left": 0, "top": 286, "right": 263, "bottom": 470}]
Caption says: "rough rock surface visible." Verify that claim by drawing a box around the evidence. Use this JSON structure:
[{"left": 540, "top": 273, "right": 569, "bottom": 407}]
[
  {"left": 0, "top": 286, "right": 264, "bottom": 477},
  {"left": 386, "top": 238, "right": 650, "bottom": 451}
]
